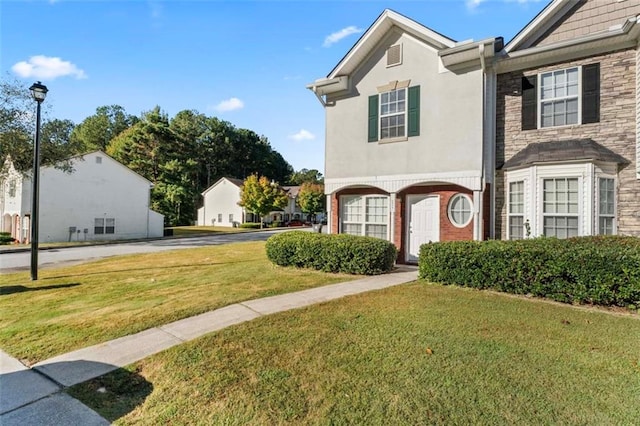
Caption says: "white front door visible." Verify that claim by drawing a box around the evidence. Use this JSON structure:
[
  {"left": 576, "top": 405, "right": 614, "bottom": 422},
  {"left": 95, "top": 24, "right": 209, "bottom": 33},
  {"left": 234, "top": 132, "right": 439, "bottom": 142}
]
[{"left": 407, "top": 195, "right": 440, "bottom": 263}]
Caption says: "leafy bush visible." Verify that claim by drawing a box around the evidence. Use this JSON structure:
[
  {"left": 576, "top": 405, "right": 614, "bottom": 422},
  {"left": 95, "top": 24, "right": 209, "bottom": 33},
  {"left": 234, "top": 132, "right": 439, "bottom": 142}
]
[
  {"left": 418, "top": 236, "right": 640, "bottom": 307},
  {"left": 268, "top": 221, "right": 284, "bottom": 228},
  {"left": 0, "top": 232, "right": 14, "bottom": 245},
  {"left": 239, "top": 223, "right": 261, "bottom": 229},
  {"left": 266, "top": 231, "right": 397, "bottom": 275}
]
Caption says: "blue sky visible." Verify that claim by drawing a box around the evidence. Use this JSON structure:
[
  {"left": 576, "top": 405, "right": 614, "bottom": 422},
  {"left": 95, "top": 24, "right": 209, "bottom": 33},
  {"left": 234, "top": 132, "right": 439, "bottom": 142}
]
[{"left": 2, "top": 0, "right": 547, "bottom": 173}]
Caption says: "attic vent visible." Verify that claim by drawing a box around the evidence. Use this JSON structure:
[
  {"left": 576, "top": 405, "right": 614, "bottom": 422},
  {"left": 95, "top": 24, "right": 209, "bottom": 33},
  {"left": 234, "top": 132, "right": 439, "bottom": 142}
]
[
  {"left": 387, "top": 44, "right": 402, "bottom": 67},
  {"left": 96, "top": 156, "right": 102, "bottom": 164}
]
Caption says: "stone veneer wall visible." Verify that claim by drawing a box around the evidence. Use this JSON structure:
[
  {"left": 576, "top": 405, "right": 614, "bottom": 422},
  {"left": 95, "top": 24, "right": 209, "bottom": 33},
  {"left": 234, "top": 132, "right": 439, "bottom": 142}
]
[
  {"left": 536, "top": 0, "right": 640, "bottom": 47},
  {"left": 496, "top": 48, "right": 640, "bottom": 238}
]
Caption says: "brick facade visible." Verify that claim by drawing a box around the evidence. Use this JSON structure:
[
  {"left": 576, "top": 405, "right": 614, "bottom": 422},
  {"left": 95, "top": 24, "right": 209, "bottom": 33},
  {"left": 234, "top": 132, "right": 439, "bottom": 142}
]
[
  {"left": 331, "top": 184, "right": 481, "bottom": 263},
  {"left": 535, "top": 0, "right": 640, "bottom": 48},
  {"left": 496, "top": 49, "right": 640, "bottom": 238}
]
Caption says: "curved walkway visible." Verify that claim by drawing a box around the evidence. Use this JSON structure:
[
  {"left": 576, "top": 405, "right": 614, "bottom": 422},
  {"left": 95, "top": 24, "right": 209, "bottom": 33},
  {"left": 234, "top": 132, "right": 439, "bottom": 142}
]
[{"left": 0, "top": 267, "right": 418, "bottom": 425}]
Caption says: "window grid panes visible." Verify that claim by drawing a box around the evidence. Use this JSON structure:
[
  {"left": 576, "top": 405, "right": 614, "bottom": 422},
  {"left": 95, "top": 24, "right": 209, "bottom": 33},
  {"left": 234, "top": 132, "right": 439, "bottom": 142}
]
[
  {"left": 448, "top": 194, "right": 472, "bottom": 227},
  {"left": 94, "top": 218, "right": 104, "bottom": 235},
  {"left": 598, "top": 178, "right": 615, "bottom": 235},
  {"left": 540, "top": 67, "right": 579, "bottom": 128},
  {"left": 508, "top": 181, "right": 524, "bottom": 240},
  {"left": 341, "top": 195, "right": 389, "bottom": 240},
  {"left": 217, "top": 213, "right": 222, "bottom": 223},
  {"left": 105, "top": 218, "right": 115, "bottom": 234},
  {"left": 380, "top": 88, "right": 406, "bottom": 139},
  {"left": 543, "top": 178, "right": 579, "bottom": 238},
  {"left": 229, "top": 214, "right": 234, "bottom": 223}
]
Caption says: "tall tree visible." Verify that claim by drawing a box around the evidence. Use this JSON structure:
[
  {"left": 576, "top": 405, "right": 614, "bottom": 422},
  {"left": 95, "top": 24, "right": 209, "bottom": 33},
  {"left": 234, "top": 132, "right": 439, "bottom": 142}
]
[
  {"left": 289, "top": 168, "right": 323, "bottom": 185},
  {"left": 108, "top": 107, "right": 196, "bottom": 226},
  {"left": 238, "top": 175, "right": 288, "bottom": 228},
  {"left": 71, "top": 105, "right": 138, "bottom": 152},
  {"left": 297, "top": 182, "right": 325, "bottom": 222},
  {"left": 1, "top": 76, "right": 78, "bottom": 174}
]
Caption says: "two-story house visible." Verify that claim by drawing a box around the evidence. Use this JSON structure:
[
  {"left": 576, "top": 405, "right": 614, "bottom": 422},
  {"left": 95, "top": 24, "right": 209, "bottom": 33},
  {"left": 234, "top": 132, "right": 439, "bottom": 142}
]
[
  {"left": 308, "top": 9, "right": 502, "bottom": 262},
  {"left": 1, "top": 151, "right": 164, "bottom": 243},
  {"left": 494, "top": 0, "right": 640, "bottom": 240}
]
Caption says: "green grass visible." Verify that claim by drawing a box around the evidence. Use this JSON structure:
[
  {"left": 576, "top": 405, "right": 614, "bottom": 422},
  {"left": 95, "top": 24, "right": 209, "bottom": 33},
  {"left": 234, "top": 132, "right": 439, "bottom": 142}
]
[
  {"left": 69, "top": 283, "right": 640, "bottom": 425},
  {"left": 0, "top": 241, "right": 354, "bottom": 364}
]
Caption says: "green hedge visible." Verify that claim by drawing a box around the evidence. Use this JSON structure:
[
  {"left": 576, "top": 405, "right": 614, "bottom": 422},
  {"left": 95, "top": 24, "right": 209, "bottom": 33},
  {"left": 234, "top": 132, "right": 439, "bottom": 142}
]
[
  {"left": 418, "top": 236, "right": 640, "bottom": 308},
  {"left": 239, "top": 223, "right": 261, "bottom": 229},
  {"left": 0, "top": 232, "right": 14, "bottom": 245},
  {"left": 266, "top": 231, "right": 397, "bottom": 275}
]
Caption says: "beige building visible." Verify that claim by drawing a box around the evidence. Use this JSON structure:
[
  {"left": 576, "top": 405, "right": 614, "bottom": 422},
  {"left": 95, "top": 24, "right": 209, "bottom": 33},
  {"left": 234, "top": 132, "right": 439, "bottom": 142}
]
[
  {"left": 310, "top": 1, "right": 640, "bottom": 262},
  {"left": 494, "top": 0, "right": 640, "bottom": 240}
]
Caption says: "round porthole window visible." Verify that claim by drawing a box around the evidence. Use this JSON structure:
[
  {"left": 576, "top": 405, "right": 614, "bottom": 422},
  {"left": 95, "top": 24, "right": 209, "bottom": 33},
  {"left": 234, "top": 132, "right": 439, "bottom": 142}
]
[{"left": 448, "top": 193, "right": 473, "bottom": 228}]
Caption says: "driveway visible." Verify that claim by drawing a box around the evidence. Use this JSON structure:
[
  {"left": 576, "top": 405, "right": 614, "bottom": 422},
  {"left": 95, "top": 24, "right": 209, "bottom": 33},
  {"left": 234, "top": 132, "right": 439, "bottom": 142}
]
[{"left": 0, "top": 229, "right": 289, "bottom": 273}]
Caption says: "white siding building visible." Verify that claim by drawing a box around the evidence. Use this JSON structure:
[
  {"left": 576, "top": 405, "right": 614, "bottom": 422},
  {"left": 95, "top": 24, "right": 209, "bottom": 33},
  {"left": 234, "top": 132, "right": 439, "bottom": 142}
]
[{"left": 0, "top": 151, "right": 164, "bottom": 243}]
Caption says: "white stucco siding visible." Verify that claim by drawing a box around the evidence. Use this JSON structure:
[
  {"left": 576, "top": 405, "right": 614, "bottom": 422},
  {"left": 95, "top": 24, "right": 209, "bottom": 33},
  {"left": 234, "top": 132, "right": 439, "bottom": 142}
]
[
  {"left": 201, "top": 179, "right": 244, "bottom": 227},
  {"left": 32, "top": 152, "right": 160, "bottom": 242},
  {"left": 325, "top": 30, "right": 484, "bottom": 181}
]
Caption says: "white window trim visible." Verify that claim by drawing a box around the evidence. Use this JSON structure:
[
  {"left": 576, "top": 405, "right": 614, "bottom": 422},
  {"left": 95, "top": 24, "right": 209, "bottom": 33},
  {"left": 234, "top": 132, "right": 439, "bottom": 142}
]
[
  {"left": 379, "top": 87, "right": 407, "bottom": 141},
  {"left": 339, "top": 194, "right": 391, "bottom": 240},
  {"left": 507, "top": 180, "right": 526, "bottom": 240},
  {"left": 506, "top": 162, "right": 621, "bottom": 239},
  {"left": 447, "top": 193, "right": 473, "bottom": 228},
  {"left": 595, "top": 175, "right": 617, "bottom": 235},
  {"left": 537, "top": 66, "right": 582, "bottom": 130},
  {"left": 540, "top": 177, "right": 581, "bottom": 238}
]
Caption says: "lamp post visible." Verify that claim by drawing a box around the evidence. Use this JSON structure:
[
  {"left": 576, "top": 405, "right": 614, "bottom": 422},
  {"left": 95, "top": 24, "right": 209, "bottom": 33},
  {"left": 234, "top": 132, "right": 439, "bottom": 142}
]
[{"left": 29, "top": 81, "right": 48, "bottom": 281}]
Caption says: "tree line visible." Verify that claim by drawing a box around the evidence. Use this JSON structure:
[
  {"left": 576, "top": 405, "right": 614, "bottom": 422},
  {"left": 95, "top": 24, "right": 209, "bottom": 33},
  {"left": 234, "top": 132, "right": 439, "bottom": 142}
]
[{"left": 1, "top": 77, "right": 323, "bottom": 226}]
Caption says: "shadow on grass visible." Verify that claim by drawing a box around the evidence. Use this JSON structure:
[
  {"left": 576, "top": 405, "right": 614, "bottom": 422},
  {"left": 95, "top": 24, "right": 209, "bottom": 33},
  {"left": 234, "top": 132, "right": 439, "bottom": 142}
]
[
  {"left": 0, "top": 283, "right": 81, "bottom": 296},
  {"left": 43, "top": 259, "right": 259, "bottom": 280},
  {"left": 66, "top": 365, "right": 153, "bottom": 422},
  {"left": 1, "top": 360, "right": 152, "bottom": 423}
]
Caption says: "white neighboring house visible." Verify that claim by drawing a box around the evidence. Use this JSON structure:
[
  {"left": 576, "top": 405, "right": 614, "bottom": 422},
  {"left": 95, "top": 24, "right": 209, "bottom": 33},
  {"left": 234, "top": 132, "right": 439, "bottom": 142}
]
[
  {"left": 197, "top": 178, "right": 305, "bottom": 227},
  {"left": 0, "top": 151, "right": 164, "bottom": 243},
  {"left": 197, "top": 177, "right": 245, "bottom": 227}
]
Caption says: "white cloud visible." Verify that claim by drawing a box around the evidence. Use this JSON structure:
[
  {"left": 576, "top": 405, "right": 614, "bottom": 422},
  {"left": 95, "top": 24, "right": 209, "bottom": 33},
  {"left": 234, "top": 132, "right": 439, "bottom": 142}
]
[
  {"left": 289, "top": 129, "right": 315, "bottom": 141},
  {"left": 466, "top": 0, "right": 485, "bottom": 10},
  {"left": 323, "top": 26, "right": 363, "bottom": 48},
  {"left": 214, "top": 97, "right": 244, "bottom": 112},
  {"left": 12, "top": 55, "right": 87, "bottom": 80}
]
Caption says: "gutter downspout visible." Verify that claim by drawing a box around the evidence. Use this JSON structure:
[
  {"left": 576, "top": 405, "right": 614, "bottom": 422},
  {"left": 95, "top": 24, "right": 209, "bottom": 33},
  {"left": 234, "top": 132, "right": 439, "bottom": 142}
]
[{"left": 311, "top": 86, "right": 326, "bottom": 107}]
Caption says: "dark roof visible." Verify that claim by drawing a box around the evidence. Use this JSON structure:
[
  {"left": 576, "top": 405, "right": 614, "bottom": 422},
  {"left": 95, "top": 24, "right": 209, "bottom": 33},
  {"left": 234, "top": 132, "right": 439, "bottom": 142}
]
[
  {"left": 226, "top": 177, "right": 244, "bottom": 187},
  {"left": 501, "top": 139, "right": 629, "bottom": 170}
]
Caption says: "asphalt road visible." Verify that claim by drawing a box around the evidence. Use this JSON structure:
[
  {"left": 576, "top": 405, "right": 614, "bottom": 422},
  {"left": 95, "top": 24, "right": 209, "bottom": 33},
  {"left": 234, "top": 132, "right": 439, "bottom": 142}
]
[{"left": 0, "top": 229, "right": 291, "bottom": 273}]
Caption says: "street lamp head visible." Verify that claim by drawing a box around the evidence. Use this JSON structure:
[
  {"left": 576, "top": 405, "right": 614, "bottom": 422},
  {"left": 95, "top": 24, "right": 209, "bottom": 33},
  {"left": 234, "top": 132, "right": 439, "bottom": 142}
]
[{"left": 29, "top": 81, "right": 48, "bottom": 103}]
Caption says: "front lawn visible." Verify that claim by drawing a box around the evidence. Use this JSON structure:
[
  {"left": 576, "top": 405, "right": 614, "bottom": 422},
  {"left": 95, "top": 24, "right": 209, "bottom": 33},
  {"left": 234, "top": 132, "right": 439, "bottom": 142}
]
[
  {"left": 69, "top": 283, "right": 640, "bottom": 425},
  {"left": 0, "top": 241, "right": 355, "bottom": 364},
  {"left": 167, "top": 225, "right": 251, "bottom": 235}
]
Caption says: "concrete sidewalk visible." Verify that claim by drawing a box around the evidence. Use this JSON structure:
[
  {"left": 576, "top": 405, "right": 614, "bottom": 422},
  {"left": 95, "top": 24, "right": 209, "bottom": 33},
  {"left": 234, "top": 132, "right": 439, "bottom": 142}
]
[{"left": 0, "top": 267, "right": 418, "bottom": 425}]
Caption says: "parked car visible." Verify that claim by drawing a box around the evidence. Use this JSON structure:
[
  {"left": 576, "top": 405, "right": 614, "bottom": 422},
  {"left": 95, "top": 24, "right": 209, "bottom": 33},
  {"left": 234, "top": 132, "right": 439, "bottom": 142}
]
[{"left": 287, "top": 220, "right": 304, "bottom": 227}]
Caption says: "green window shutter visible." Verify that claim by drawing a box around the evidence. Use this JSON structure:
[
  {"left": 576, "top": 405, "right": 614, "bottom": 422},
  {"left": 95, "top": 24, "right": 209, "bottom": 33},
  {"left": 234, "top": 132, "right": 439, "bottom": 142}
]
[
  {"left": 368, "top": 95, "right": 379, "bottom": 142},
  {"left": 407, "top": 85, "right": 420, "bottom": 137}
]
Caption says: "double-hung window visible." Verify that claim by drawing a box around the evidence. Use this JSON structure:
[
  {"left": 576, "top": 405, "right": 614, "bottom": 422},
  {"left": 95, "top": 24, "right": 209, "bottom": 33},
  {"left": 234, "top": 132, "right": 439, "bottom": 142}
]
[
  {"left": 508, "top": 181, "right": 525, "bottom": 240},
  {"left": 368, "top": 83, "right": 420, "bottom": 142},
  {"left": 380, "top": 88, "right": 406, "bottom": 139},
  {"left": 598, "top": 178, "right": 615, "bottom": 235},
  {"left": 94, "top": 218, "right": 116, "bottom": 235},
  {"left": 521, "top": 63, "right": 599, "bottom": 130},
  {"left": 540, "top": 67, "right": 579, "bottom": 128},
  {"left": 542, "top": 178, "right": 579, "bottom": 238},
  {"left": 341, "top": 195, "right": 389, "bottom": 240}
]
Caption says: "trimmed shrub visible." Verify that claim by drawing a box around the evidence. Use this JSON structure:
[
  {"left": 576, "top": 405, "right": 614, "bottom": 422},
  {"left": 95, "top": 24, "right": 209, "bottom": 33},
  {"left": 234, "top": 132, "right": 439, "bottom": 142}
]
[
  {"left": 0, "top": 232, "right": 14, "bottom": 245},
  {"left": 418, "top": 236, "right": 640, "bottom": 307},
  {"left": 266, "top": 231, "right": 397, "bottom": 275},
  {"left": 239, "top": 223, "right": 261, "bottom": 229}
]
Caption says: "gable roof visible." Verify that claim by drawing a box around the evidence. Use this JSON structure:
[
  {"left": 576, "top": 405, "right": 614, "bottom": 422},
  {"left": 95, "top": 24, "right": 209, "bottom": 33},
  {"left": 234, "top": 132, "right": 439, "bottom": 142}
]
[
  {"left": 501, "top": 139, "right": 630, "bottom": 170},
  {"left": 496, "top": 1, "right": 640, "bottom": 73},
  {"left": 504, "top": 0, "right": 577, "bottom": 53},
  {"left": 327, "top": 9, "right": 456, "bottom": 80},
  {"left": 201, "top": 177, "right": 244, "bottom": 196}
]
